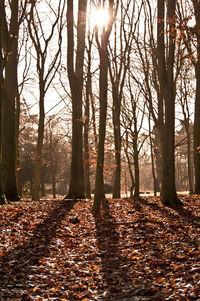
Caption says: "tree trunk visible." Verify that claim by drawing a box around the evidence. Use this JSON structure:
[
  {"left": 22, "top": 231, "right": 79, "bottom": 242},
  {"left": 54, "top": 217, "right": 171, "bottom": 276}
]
[
  {"left": 92, "top": 0, "right": 115, "bottom": 215},
  {"left": 15, "top": 84, "right": 21, "bottom": 196},
  {"left": 90, "top": 89, "right": 98, "bottom": 150},
  {"left": 84, "top": 94, "right": 91, "bottom": 199},
  {"left": 112, "top": 92, "right": 121, "bottom": 198},
  {"left": 66, "top": 0, "right": 87, "bottom": 199},
  {"left": 193, "top": 62, "right": 200, "bottom": 193},
  {"left": 149, "top": 120, "right": 157, "bottom": 197},
  {"left": 0, "top": 92, "right": 2, "bottom": 204},
  {"left": 186, "top": 130, "right": 194, "bottom": 194},
  {"left": 160, "top": 127, "right": 180, "bottom": 205},
  {"left": 124, "top": 140, "right": 135, "bottom": 198},
  {"left": 32, "top": 90, "right": 45, "bottom": 201},
  {"left": 182, "top": 112, "right": 194, "bottom": 194},
  {"left": 49, "top": 133, "right": 56, "bottom": 198},
  {"left": 153, "top": 130, "right": 162, "bottom": 193},
  {"left": 1, "top": 0, "right": 19, "bottom": 202},
  {"left": 0, "top": 8, "right": 3, "bottom": 203},
  {"left": 84, "top": 41, "right": 92, "bottom": 199},
  {"left": 157, "top": 0, "right": 182, "bottom": 207},
  {"left": 40, "top": 166, "right": 45, "bottom": 197},
  {"left": 133, "top": 145, "right": 139, "bottom": 198},
  {"left": 93, "top": 42, "right": 108, "bottom": 214},
  {"left": 191, "top": 0, "right": 200, "bottom": 193}
]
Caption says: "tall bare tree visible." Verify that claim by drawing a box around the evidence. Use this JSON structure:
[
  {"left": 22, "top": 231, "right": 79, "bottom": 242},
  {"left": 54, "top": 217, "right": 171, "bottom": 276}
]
[
  {"left": 191, "top": 0, "right": 200, "bottom": 193},
  {"left": 121, "top": 82, "right": 147, "bottom": 199},
  {"left": 83, "top": 29, "right": 94, "bottom": 199},
  {"left": 108, "top": 0, "right": 137, "bottom": 198},
  {"left": 0, "top": 0, "right": 20, "bottom": 202},
  {"left": 176, "top": 0, "right": 200, "bottom": 193},
  {"left": 66, "top": 0, "right": 88, "bottom": 199},
  {"left": 26, "top": 0, "right": 64, "bottom": 201},
  {"left": 157, "top": 0, "right": 182, "bottom": 206},
  {"left": 92, "top": 0, "right": 117, "bottom": 215}
]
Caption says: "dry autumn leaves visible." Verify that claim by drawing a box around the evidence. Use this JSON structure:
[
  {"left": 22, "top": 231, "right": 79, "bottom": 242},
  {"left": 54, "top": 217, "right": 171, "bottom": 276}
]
[{"left": 0, "top": 195, "right": 200, "bottom": 300}]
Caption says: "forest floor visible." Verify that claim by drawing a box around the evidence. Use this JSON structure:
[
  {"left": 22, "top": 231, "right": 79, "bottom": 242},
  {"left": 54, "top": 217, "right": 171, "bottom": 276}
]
[{"left": 0, "top": 195, "right": 200, "bottom": 301}]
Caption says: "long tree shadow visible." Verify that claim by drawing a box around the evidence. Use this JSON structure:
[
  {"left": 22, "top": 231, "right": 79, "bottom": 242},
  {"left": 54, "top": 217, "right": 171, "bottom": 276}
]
[
  {"left": 94, "top": 198, "right": 200, "bottom": 300},
  {"left": 131, "top": 198, "right": 200, "bottom": 248},
  {"left": 0, "top": 199, "right": 77, "bottom": 299},
  {"left": 174, "top": 205, "right": 200, "bottom": 225},
  {"left": 94, "top": 199, "right": 152, "bottom": 300},
  {"left": 137, "top": 197, "right": 200, "bottom": 228}
]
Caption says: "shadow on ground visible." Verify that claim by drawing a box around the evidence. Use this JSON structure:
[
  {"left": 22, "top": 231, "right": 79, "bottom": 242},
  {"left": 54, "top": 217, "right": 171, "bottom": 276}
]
[
  {"left": 94, "top": 199, "right": 156, "bottom": 301},
  {"left": 132, "top": 197, "right": 200, "bottom": 248},
  {"left": 138, "top": 197, "right": 200, "bottom": 227},
  {"left": 0, "top": 199, "right": 77, "bottom": 299}
]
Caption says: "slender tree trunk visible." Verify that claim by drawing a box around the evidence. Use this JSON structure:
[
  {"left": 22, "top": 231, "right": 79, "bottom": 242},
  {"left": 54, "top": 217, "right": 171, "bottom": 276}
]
[
  {"left": 92, "top": 0, "right": 115, "bottom": 215},
  {"left": 27, "top": 0, "right": 63, "bottom": 200},
  {"left": 186, "top": 131, "right": 194, "bottom": 194},
  {"left": 49, "top": 134, "right": 56, "bottom": 198},
  {"left": 182, "top": 109, "right": 194, "bottom": 194},
  {"left": 133, "top": 144, "right": 139, "bottom": 198},
  {"left": 32, "top": 89, "right": 45, "bottom": 201},
  {"left": 132, "top": 98, "right": 140, "bottom": 198},
  {"left": 84, "top": 98, "right": 91, "bottom": 199},
  {"left": 51, "top": 166, "right": 56, "bottom": 198},
  {"left": 126, "top": 154, "right": 135, "bottom": 198},
  {"left": 93, "top": 42, "right": 108, "bottom": 214},
  {"left": 41, "top": 166, "right": 45, "bottom": 197},
  {"left": 84, "top": 43, "right": 92, "bottom": 199},
  {"left": 149, "top": 120, "right": 157, "bottom": 197},
  {"left": 90, "top": 89, "right": 98, "bottom": 150},
  {"left": 109, "top": 1, "right": 132, "bottom": 199},
  {"left": 124, "top": 134, "right": 135, "bottom": 198},
  {"left": 112, "top": 92, "right": 121, "bottom": 198},
  {"left": 194, "top": 64, "right": 200, "bottom": 193},
  {"left": 15, "top": 84, "right": 21, "bottom": 196},
  {"left": 152, "top": 127, "right": 162, "bottom": 193}
]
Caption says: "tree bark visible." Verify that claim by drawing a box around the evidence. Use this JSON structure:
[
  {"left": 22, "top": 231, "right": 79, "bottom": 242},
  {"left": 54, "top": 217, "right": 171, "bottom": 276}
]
[
  {"left": 112, "top": 88, "right": 121, "bottom": 198},
  {"left": 15, "top": 84, "right": 21, "bottom": 196},
  {"left": 1, "top": 0, "right": 19, "bottom": 202},
  {"left": 84, "top": 40, "right": 92, "bottom": 199},
  {"left": 49, "top": 131, "right": 56, "bottom": 198},
  {"left": 192, "top": 0, "right": 200, "bottom": 193},
  {"left": 0, "top": 4, "right": 4, "bottom": 203},
  {"left": 193, "top": 63, "right": 200, "bottom": 193},
  {"left": 181, "top": 102, "right": 194, "bottom": 194},
  {"left": 66, "top": 0, "right": 87, "bottom": 199},
  {"left": 125, "top": 151, "right": 135, "bottom": 198},
  {"left": 157, "top": 0, "right": 182, "bottom": 206},
  {"left": 93, "top": 39, "right": 108, "bottom": 213},
  {"left": 186, "top": 124, "right": 194, "bottom": 194},
  {"left": 149, "top": 119, "right": 157, "bottom": 197},
  {"left": 133, "top": 146, "right": 139, "bottom": 198},
  {"left": 92, "top": 0, "right": 115, "bottom": 215},
  {"left": 32, "top": 89, "right": 45, "bottom": 201}
]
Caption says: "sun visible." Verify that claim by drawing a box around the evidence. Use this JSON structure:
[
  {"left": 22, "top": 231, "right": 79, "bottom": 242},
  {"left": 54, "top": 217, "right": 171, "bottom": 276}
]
[{"left": 90, "top": 7, "right": 109, "bottom": 28}]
